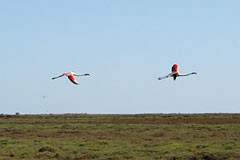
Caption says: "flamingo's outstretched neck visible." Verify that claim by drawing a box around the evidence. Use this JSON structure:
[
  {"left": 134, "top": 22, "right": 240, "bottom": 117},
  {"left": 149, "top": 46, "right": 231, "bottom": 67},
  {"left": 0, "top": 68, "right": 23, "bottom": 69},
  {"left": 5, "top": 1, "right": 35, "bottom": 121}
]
[
  {"left": 178, "top": 72, "right": 197, "bottom": 77},
  {"left": 74, "top": 73, "right": 90, "bottom": 76},
  {"left": 52, "top": 74, "right": 64, "bottom": 80}
]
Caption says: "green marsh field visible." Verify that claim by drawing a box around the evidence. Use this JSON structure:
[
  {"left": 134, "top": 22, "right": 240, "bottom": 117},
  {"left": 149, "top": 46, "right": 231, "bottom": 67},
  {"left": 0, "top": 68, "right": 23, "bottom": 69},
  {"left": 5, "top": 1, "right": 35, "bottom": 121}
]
[{"left": 0, "top": 114, "right": 240, "bottom": 160}]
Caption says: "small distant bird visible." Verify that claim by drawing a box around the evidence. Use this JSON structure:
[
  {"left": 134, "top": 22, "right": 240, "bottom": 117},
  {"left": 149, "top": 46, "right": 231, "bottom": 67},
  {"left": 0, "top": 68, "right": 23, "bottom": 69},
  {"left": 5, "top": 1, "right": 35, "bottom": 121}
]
[
  {"left": 52, "top": 72, "right": 90, "bottom": 85},
  {"left": 158, "top": 64, "right": 197, "bottom": 81}
]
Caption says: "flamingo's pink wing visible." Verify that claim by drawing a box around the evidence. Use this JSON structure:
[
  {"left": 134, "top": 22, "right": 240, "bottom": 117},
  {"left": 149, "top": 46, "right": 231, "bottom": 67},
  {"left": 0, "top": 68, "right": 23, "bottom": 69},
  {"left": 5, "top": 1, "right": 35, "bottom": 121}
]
[
  {"left": 172, "top": 64, "right": 178, "bottom": 72},
  {"left": 68, "top": 75, "right": 78, "bottom": 85}
]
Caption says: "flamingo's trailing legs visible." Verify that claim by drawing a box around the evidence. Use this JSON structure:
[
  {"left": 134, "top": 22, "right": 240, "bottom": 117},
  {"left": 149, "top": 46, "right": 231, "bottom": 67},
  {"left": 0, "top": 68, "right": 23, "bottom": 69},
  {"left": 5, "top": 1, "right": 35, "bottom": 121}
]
[
  {"left": 158, "top": 64, "right": 197, "bottom": 81},
  {"left": 52, "top": 72, "right": 90, "bottom": 85}
]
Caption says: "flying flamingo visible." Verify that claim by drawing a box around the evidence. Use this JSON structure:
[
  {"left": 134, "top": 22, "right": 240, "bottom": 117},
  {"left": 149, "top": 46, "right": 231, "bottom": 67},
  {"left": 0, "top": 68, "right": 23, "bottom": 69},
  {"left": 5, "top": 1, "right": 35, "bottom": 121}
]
[
  {"left": 158, "top": 64, "right": 197, "bottom": 81},
  {"left": 52, "top": 72, "right": 90, "bottom": 85}
]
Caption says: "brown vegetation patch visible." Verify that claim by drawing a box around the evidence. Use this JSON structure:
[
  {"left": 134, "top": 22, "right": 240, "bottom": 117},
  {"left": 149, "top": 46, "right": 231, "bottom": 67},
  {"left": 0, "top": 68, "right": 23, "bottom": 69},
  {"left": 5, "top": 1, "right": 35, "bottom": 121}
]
[{"left": 38, "top": 146, "right": 55, "bottom": 153}]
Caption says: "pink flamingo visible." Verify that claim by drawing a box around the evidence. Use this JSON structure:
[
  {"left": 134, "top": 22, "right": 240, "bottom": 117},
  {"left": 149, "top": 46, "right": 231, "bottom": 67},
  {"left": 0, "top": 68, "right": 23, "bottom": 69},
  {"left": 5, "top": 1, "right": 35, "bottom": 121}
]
[
  {"left": 52, "top": 72, "right": 90, "bottom": 85},
  {"left": 158, "top": 64, "right": 197, "bottom": 81}
]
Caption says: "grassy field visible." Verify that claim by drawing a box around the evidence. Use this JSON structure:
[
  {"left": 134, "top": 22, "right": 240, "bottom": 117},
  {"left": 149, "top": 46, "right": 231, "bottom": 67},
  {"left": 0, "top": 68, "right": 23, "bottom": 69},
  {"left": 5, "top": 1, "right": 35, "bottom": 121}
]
[{"left": 0, "top": 114, "right": 240, "bottom": 160}]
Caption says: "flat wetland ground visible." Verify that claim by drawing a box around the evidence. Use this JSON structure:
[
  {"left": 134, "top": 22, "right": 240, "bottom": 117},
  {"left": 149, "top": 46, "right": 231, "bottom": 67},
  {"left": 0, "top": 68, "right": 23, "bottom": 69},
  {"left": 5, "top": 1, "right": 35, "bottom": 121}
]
[{"left": 1, "top": 114, "right": 240, "bottom": 160}]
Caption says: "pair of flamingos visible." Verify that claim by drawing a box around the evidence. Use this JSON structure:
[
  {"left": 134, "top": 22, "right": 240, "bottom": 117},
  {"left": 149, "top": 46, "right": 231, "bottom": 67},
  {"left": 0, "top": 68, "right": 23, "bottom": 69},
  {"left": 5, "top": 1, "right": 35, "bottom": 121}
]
[{"left": 52, "top": 64, "right": 197, "bottom": 85}]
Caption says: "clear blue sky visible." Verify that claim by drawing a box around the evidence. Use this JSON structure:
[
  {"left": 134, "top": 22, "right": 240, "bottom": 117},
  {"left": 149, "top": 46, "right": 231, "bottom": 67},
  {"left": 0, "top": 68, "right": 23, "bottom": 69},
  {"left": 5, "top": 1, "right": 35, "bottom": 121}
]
[{"left": 1, "top": 1, "right": 239, "bottom": 114}]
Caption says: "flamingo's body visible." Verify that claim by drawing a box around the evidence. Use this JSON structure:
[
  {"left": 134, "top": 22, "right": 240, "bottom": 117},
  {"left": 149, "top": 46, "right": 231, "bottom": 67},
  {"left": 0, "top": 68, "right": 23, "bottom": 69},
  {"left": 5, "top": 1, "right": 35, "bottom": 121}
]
[
  {"left": 52, "top": 72, "right": 90, "bottom": 85},
  {"left": 158, "top": 64, "right": 197, "bottom": 81}
]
